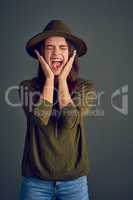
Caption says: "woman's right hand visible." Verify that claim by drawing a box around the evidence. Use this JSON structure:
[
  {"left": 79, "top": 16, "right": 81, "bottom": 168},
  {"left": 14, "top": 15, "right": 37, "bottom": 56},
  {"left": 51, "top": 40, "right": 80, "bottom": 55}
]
[{"left": 34, "top": 49, "right": 54, "bottom": 80}]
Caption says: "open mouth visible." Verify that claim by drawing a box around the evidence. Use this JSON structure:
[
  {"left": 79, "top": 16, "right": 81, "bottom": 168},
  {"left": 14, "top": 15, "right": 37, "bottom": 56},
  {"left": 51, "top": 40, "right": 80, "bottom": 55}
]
[{"left": 51, "top": 61, "right": 63, "bottom": 70}]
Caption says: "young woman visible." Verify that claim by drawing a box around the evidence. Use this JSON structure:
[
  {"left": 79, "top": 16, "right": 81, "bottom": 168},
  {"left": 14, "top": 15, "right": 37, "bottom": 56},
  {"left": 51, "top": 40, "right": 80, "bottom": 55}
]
[{"left": 19, "top": 19, "right": 96, "bottom": 200}]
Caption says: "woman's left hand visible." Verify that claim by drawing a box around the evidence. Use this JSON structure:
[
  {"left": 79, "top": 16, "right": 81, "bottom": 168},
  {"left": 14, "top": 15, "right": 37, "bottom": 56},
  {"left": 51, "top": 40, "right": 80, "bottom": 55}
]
[{"left": 58, "top": 50, "right": 76, "bottom": 81}]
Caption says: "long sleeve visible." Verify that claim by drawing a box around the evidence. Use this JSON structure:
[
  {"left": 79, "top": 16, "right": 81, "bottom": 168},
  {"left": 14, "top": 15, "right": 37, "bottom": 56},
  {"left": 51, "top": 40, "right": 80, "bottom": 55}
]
[
  {"left": 58, "top": 79, "right": 96, "bottom": 128},
  {"left": 59, "top": 102, "right": 80, "bottom": 129},
  {"left": 79, "top": 79, "right": 96, "bottom": 116},
  {"left": 18, "top": 79, "right": 53, "bottom": 126}
]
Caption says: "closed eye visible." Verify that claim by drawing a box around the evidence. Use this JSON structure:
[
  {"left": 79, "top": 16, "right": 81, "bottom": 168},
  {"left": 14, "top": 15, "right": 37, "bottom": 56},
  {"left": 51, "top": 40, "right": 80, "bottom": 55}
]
[{"left": 60, "top": 47, "right": 67, "bottom": 50}]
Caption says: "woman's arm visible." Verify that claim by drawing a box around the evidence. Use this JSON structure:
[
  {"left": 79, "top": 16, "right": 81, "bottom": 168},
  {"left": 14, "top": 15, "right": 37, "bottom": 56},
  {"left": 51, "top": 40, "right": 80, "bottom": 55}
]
[
  {"left": 58, "top": 79, "right": 74, "bottom": 109},
  {"left": 58, "top": 79, "right": 80, "bottom": 129},
  {"left": 40, "top": 78, "right": 54, "bottom": 103},
  {"left": 18, "top": 79, "right": 53, "bottom": 126}
]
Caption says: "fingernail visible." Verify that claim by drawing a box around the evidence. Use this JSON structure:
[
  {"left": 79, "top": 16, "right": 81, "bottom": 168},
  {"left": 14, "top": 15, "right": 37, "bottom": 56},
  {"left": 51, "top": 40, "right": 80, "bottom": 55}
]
[{"left": 34, "top": 49, "right": 38, "bottom": 54}]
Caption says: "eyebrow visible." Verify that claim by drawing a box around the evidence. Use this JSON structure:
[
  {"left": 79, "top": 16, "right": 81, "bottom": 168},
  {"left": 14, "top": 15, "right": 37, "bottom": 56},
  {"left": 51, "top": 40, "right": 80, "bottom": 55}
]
[{"left": 45, "top": 44, "right": 68, "bottom": 47}]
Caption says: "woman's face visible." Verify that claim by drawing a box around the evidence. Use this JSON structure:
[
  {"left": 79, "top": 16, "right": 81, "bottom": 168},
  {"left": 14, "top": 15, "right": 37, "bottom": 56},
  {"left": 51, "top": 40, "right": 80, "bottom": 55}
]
[{"left": 42, "top": 36, "right": 69, "bottom": 76}]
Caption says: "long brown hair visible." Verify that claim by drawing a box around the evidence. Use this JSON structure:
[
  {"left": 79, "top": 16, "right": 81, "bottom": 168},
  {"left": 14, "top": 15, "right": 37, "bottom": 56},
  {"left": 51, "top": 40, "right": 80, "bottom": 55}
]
[{"left": 36, "top": 38, "right": 80, "bottom": 96}]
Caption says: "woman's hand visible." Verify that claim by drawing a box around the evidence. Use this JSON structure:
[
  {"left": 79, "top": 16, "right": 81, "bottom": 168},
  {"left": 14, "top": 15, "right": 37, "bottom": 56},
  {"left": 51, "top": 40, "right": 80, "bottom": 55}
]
[
  {"left": 34, "top": 49, "right": 54, "bottom": 80},
  {"left": 58, "top": 50, "right": 76, "bottom": 81}
]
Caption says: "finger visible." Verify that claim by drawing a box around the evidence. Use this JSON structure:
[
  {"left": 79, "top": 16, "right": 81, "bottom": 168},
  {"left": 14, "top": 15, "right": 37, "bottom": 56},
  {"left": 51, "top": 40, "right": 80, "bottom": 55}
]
[
  {"left": 68, "top": 50, "right": 77, "bottom": 65},
  {"left": 71, "top": 50, "right": 77, "bottom": 60},
  {"left": 34, "top": 49, "right": 48, "bottom": 66},
  {"left": 73, "top": 49, "right": 77, "bottom": 56},
  {"left": 34, "top": 49, "right": 53, "bottom": 75},
  {"left": 34, "top": 49, "right": 38, "bottom": 54},
  {"left": 34, "top": 49, "right": 42, "bottom": 59},
  {"left": 72, "top": 49, "right": 76, "bottom": 57},
  {"left": 34, "top": 49, "right": 43, "bottom": 60}
]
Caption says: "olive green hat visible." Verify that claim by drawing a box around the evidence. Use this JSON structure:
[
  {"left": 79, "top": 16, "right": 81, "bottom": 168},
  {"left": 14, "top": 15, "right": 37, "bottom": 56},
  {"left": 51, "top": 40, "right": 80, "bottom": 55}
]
[{"left": 26, "top": 19, "right": 87, "bottom": 59}]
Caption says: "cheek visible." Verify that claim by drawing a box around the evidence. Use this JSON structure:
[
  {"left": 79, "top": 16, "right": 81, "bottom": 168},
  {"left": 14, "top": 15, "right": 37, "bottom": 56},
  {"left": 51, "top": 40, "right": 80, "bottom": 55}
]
[
  {"left": 64, "top": 51, "right": 69, "bottom": 63},
  {"left": 44, "top": 51, "right": 51, "bottom": 63}
]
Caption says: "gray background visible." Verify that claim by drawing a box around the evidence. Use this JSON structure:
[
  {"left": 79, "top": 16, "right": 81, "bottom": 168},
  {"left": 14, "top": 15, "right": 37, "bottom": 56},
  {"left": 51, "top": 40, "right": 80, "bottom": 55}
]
[{"left": 0, "top": 0, "right": 132, "bottom": 199}]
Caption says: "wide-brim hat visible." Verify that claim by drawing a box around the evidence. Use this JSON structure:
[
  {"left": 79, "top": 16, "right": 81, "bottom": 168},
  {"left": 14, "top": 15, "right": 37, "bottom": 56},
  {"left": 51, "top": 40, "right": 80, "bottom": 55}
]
[{"left": 26, "top": 19, "right": 87, "bottom": 58}]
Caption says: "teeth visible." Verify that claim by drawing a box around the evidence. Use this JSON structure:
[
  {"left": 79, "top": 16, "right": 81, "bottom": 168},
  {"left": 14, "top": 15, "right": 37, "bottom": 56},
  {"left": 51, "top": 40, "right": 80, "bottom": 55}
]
[
  {"left": 52, "top": 60, "right": 62, "bottom": 62},
  {"left": 52, "top": 61, "right": 63, "bottom": 64}
]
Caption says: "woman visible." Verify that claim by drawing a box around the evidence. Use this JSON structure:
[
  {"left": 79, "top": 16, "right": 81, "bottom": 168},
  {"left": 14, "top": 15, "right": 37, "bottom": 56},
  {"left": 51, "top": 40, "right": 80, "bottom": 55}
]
[{"left": 19, "top": 19, "right": 96, "bottom": 200}]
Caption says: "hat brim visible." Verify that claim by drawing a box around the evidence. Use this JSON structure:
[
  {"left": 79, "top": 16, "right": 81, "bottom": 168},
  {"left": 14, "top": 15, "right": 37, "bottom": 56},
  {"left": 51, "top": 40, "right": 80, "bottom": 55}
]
[{"left": 26, "top": 31, "right": 87, "bottom": 58}]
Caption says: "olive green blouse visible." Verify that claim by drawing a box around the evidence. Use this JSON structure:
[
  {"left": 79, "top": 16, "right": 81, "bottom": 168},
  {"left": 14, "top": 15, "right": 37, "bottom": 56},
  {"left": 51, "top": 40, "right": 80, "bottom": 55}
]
[{"left": 18, "top": 77, "right": 96, "bottom": 181}]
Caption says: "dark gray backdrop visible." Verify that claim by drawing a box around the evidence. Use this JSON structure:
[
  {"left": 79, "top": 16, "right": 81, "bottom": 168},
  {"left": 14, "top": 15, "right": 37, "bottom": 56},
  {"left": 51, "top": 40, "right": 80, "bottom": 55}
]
[{"left": 0, "top": 0, "right": 132, "bottom": 199}]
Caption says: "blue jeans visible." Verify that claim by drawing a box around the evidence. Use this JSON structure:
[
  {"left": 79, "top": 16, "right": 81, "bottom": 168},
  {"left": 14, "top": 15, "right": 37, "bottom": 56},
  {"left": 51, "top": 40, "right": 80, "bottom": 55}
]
[{"left": 19, "top": 175, "right": 90, "bottom": 200}]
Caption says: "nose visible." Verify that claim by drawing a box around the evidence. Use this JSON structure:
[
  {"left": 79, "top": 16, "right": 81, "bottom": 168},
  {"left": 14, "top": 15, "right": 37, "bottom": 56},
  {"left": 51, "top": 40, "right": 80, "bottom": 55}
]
[{"left": 52, "top": 47, "right": 60, "bottom": 55}]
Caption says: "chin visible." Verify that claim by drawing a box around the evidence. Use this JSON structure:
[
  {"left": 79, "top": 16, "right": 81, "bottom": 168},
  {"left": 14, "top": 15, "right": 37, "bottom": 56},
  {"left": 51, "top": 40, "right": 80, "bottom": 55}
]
[{"left": 52, "top": 68, "right": 62, "bottom": 76}]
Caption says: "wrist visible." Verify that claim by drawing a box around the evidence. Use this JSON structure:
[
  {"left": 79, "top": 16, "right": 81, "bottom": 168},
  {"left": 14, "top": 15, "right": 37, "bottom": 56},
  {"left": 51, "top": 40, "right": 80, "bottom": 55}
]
[
  {"left": 46, "top": 77, "right": 54, "bottom": 83},
  {"left": 58, "top": 77, "right": 67, "bottom": 84},
  {"left": 44, "top": 78, "right": 54, "bottom": 91}
]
